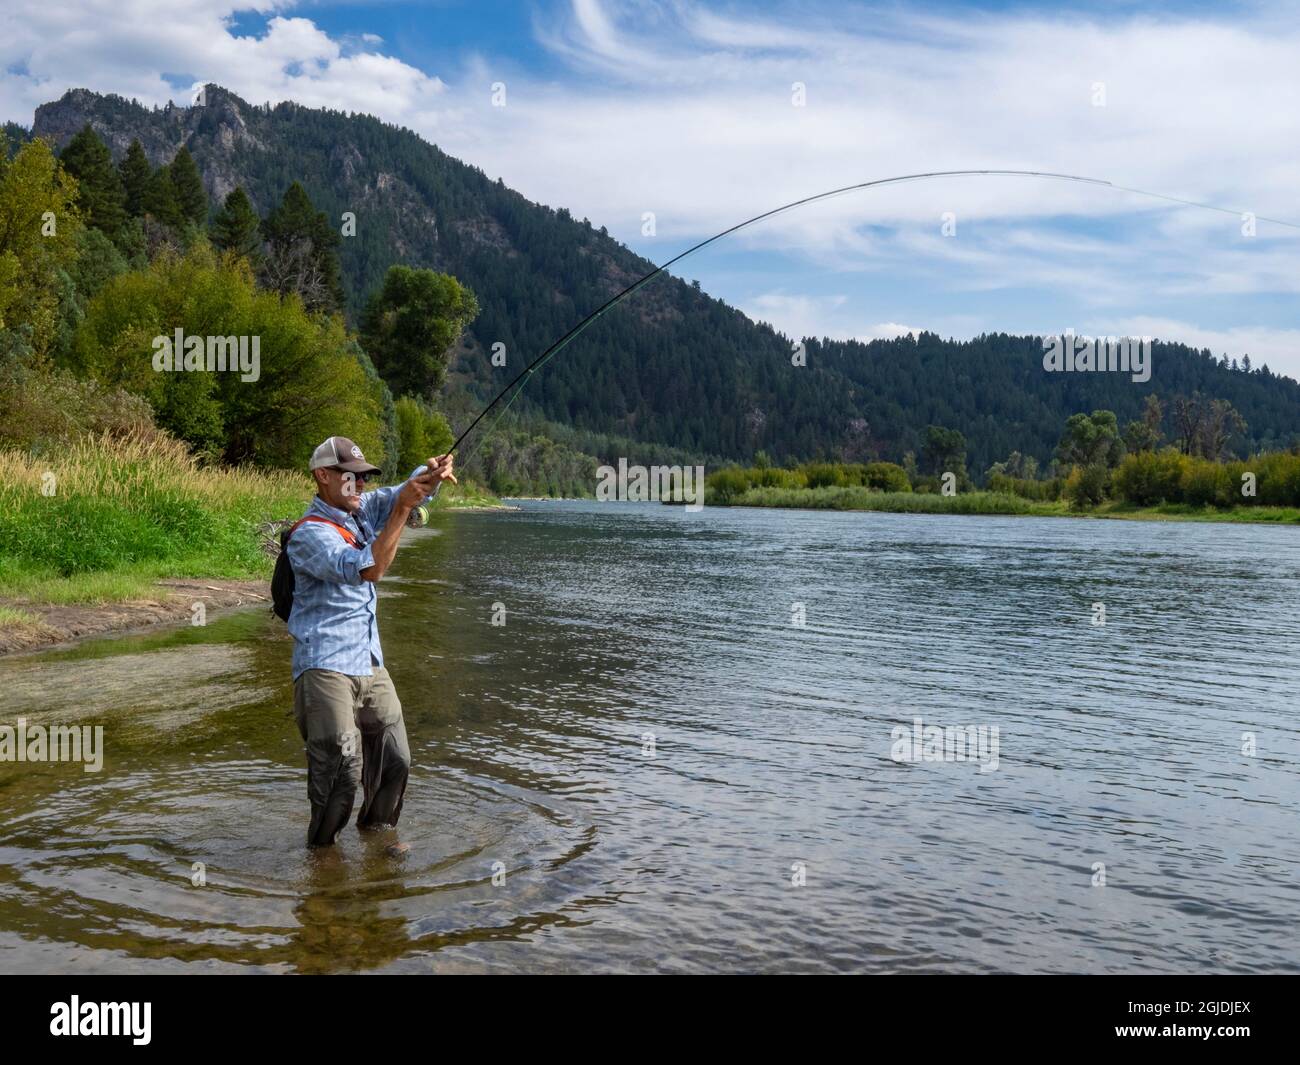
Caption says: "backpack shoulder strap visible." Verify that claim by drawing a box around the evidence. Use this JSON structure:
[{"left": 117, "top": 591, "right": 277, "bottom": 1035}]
[{"left": 286, "top": 515, "right": 361, "bottom": 548}]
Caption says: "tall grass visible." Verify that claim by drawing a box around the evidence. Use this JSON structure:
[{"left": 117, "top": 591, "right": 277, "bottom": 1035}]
[
  {"left": 427, "top": 480, "right": 503, "bottom": 509},
  {"left": 0, "top": 432, "right": 311, "bottom": 591},
  {"left": 717, "top": 480, "right": 1300, "bottom": 524},
  {"left": 708, "top": 460, "right": 911, "bottom": 502},
  {"left": 723, "top": 485, "right": 1047, "bottom": 514}
]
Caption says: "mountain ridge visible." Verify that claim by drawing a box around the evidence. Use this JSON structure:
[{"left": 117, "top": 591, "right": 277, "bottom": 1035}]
[{"left": 23, "top": 84, "right": 1300, "bottom": 472}]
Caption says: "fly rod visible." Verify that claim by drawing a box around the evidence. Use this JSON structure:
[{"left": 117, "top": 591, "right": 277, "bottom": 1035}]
[{"left": 444, "top": 168, "right": 1300, "bottom": 464}]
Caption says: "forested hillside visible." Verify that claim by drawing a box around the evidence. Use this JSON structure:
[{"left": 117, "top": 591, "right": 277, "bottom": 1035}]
[
  {"left": 25, "top": 85, "right": 1300, "bottom": 475},
  {"left": 814, "top": 333, "right": 1300, "bottom": 474}
]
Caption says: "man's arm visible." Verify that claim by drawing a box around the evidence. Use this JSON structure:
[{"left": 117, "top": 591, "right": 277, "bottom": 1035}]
[
  {"left": 287, "top": 523, "right": 375, "bottom": 586},
  {"left": 361, "top": 455, "right": 456, "bottom": 532},
  {"left": 358, "top": 465, "right": 447, "bottom": 582}
]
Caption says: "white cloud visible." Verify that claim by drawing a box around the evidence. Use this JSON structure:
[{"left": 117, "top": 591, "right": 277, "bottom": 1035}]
[
  {"left": 740, "top": 291, "right": 922, "bottom": 344},
  {"left": 1107, "top": 317, "right": 1300, "bottom": 380},
  {"left": 1, "top": 0, "right": 1298, "bottom": 359},
  {"left": 0, "top": 4, "right": 444, "bottom": 132}
]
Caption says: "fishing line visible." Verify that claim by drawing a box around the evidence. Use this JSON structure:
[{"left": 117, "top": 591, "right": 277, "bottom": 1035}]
[{"left": 447, "top": 168, "right": 1300, "bottom": 464}]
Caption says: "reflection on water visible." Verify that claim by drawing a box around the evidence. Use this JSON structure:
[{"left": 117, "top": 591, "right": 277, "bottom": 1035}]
[{"left": 1, "top": 501, "right": 1298, "bottom": 973}]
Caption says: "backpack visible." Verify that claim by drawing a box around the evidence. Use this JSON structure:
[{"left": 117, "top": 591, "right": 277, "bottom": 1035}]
[{"left": 271, "top": 516, "right": 361, "bottom": 621}]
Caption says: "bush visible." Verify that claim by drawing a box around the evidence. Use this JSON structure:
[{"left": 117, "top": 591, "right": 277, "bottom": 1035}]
[
  {"left": 0, "top": 346, "right": 162, "bottom": 453},
  {"left": 803, "top": 462, "right": 848, "bottom": 489},
  {"left": 1063, "top": 463, "right": 1109, "bottom": 508},
  {"left": 1252, "top": 452, "right": 1300, "bottom": 507},
  {"left": 746, "top": 465, "right": 805, "bottom": 490},
  {"left": 1180, "top": 457, "right": 1240, "bottom": 508},
  {"left": 71, "top": 242, "right": 390, "bottom": 470},
  {"left": 864, "top": 461, "right": 911, "bottom": 492},
  {"left": 1112, "top": 449, "right": 1188, "bottom": 505},
  {"left": 394, "top": 394, "right": 454, "bottom": 474},
  {"left": 987, "top": 473, "right": 1061, "bottom": 501},
  {"left": 707, "top": 466, "right": 752, "bottom": 502}
]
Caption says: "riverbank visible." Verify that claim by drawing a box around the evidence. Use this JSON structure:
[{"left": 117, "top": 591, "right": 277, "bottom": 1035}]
[
  {"left": 0, "top": 578, "right": 271, "bottom": 655},
  {"left": 708, "top": 486, "right": 1300, "bottom": 523}
]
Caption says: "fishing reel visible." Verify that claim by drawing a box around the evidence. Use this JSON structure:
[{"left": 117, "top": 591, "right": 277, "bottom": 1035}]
[{"left": 405, "top": 470, "right": 444, "bottom": 528}]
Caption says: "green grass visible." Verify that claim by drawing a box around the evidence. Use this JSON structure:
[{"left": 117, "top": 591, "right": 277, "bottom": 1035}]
[
  {"left": 722, "top": 485, "right": 1051, "bottom": 515},
  {"left": 0, "top": 561, "right": 182, "bottom": 605},
  {"left": 0, "top": 432, "right": 503, "bottom": 609},
  {"left": 715, "top": 485, "right": 1300, "bottom": 524},
  {"left": 1090, "top": 501, "right": 1300, "bottom": 523},
  {"left": 0, "top": 433, "right": 311, "bottom": 606},
  {"left": 427, "top": 481, "right": 505, "bottom": 509}
]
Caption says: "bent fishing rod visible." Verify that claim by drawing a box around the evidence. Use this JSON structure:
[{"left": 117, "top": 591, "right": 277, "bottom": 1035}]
[{"left": 442, "top": 167, "right": 1300, "bottom": 466}]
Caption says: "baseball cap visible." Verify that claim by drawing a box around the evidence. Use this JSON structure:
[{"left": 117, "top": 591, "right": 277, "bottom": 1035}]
[{"left": 309, "top": 436, "right": 383, "bottom": 477}]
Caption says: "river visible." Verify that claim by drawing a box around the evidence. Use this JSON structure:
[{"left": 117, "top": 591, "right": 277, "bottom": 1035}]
[{"left": 1, "top": 500, "right": 1297, "bottom": 973}]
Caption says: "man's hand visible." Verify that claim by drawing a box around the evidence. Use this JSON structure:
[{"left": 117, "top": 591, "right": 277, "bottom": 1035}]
[
  {"left": 396, "top": 454, "right": 456, "bottom": 509},
  {"left": 398, "top": 475, "right": 432, "bottom": 509},
  {"left": 426, "top": 453, "right": 457, "bottom": 486}
]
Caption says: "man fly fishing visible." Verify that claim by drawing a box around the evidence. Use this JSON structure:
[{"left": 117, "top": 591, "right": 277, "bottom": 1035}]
[
  {"left": 277, "top": 436, "right": 456, "bottom": 851},
  {"left": 266, "top": 172, "right": 1211, "bottom": 854}
]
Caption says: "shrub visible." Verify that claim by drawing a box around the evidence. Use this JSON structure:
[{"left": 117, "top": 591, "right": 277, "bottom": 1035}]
[
  {"left": 987, "top": 473, "right": 1060, "bottom": 501},
  {"left": 0, "top": 347, "right": 162, "bottom": 453},
  {"left": 707, "top": 466, "right": 752, "bottom": 502},
  {"left": 394, "top": 394, "right": 454, "bottom": 474},
  {"left": 1063, "top": 463, "right": 1109, "bottom": 508},
  {"left": 1113, "top": 449, "right": 1188, "bottom": 505},
  {"left": 71, "top": 242, "right": 390, "bottom": 469},
  {"left": 1180, "top": 456, "right": 1236, "bottom": 507},
  {"left": 1252, "top": 452, "right": 1300, "bottom": 507},
  {"left": 803, "top": 462, "right": 848, "bottom": 489},
  {"left": 863, "top": 461, "right": 911, "bottom": 492}
]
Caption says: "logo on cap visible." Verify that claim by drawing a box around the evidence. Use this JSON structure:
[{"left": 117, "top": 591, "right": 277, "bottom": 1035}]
[{"left": 350, "top": 445, "right": 362, "bottom": 458}]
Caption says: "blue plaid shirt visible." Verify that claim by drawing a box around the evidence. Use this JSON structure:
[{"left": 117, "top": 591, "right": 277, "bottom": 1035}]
[{"left": 286, "top": 467, "right": 432, "bottom": 680}]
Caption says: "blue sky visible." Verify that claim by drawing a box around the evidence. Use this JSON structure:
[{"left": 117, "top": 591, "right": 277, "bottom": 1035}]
[{"left": 3, "top": 0, "right": 1298, "bottom": 376}]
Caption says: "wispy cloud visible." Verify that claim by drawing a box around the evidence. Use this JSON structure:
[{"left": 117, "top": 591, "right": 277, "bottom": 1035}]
[
  {"left": 740, "top": 290, "right": 923, "bottom": 344},
  {"left": 1, "top": 0, "right": 1297, "bottom": 373}
]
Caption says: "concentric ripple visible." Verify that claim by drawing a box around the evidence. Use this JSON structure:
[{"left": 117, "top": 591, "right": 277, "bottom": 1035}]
[{"left": 0, "top": 758, "right": 595, "bottom": 972}]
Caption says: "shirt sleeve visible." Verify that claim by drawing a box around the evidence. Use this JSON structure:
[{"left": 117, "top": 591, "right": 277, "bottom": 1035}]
[
  {"left": 287, "top": 522, "right": 376, "bottom": 585},
  {"left": 359, "top": 465, "right": 436, "bottom": 532}
]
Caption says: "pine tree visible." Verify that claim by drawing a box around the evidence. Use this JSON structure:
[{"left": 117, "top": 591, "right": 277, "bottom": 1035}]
[
  {"left": 210, "top": 186, "right": 262, "bottom": 263},
  {"left": 58, "top": 124, "right": 126, "bottom": 235},
  {"left": 260, "top": 181, "right": 343, "bottom": 312},
  {"left": 118, "top": 139, "right": 150, "bottom": 217},
  {"left": 169, "top": 146, "right": 207, "bottom": 224},
  {"left": 142, "top": 163, "right": 182, "bottom": 228}
]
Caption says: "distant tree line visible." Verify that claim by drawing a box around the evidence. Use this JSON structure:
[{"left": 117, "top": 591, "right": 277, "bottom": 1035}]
[{"left": 707, "top": 395, "right": 1300, "bottom": 510}]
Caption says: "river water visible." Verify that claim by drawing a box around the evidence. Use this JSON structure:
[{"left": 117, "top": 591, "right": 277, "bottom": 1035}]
[{"left": 1, "top": 500, "right": 1297, "bottom": 973}]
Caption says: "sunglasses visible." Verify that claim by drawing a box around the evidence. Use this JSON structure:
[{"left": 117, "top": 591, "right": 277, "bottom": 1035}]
[{"left": 328, "top": 467, "right": 369, "bottom": 483}]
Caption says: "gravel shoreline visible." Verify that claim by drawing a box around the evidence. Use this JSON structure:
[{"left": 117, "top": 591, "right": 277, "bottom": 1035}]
[{"left": 0, "top": 579, "right": 271, "bottom": 657}]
